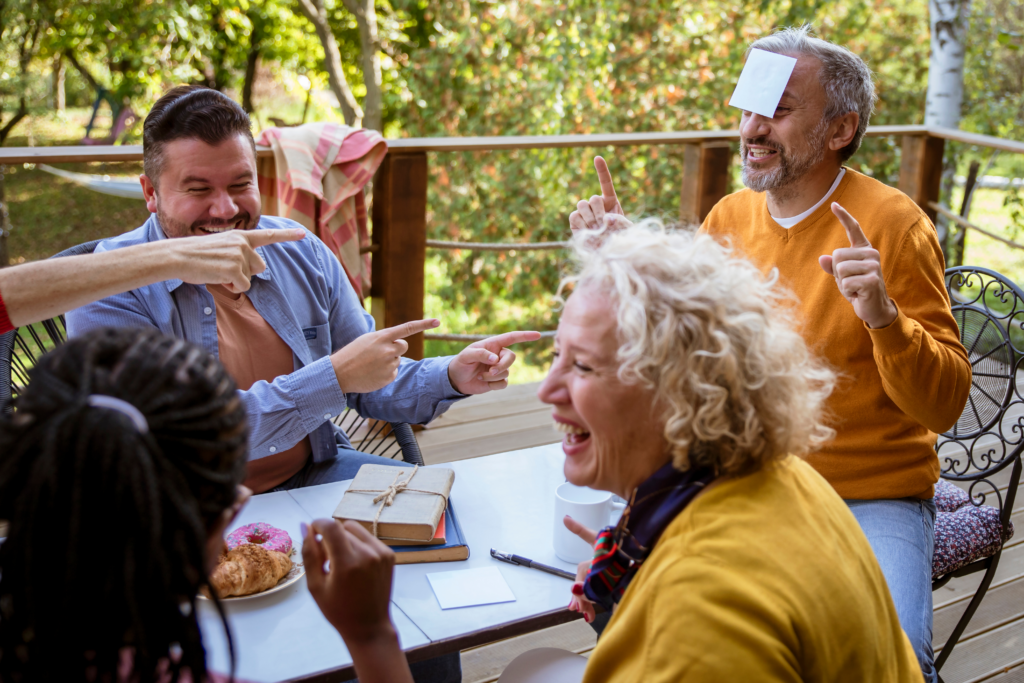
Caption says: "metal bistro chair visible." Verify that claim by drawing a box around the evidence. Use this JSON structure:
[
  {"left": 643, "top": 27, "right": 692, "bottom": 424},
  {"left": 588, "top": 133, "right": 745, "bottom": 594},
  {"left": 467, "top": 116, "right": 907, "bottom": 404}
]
[
  {"left": 332, "top": 409, "right": 425, "bottom": 466},
  {"left": 931, "top": 266, "right": 1024, "bottom": 677},
  {"left": 0, "top": 238, "right": 424, "bottom": 467}
]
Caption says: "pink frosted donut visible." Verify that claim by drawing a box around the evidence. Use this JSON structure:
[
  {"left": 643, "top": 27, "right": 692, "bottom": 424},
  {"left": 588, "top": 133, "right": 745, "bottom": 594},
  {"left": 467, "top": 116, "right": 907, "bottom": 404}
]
[{"left": 226, "top": 523, "right": 292, "bottom": 555}]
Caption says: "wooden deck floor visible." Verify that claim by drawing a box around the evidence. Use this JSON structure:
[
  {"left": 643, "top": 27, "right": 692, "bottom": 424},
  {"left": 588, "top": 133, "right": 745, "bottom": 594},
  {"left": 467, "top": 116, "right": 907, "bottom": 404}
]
[{"left": 422, "top": 383, "right": 1024, "bottom": 683}]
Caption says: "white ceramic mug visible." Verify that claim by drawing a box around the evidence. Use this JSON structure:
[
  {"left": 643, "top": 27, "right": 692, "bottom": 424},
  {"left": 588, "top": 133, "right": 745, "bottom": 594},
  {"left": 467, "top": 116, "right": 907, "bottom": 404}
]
[{"left": 553, "top": 482, "right": 626, "bottom": 564}]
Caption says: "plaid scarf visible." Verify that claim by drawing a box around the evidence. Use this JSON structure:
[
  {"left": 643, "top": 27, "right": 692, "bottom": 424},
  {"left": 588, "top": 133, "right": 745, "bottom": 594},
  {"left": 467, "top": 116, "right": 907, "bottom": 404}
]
[{"left": 583, "top": 460, "right": 715, "bottom": 610}]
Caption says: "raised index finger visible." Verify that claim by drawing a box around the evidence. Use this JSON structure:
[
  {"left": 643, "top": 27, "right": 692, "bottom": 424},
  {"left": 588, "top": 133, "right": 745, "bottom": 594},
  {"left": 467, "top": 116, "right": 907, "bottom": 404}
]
[
  {"left": 594, "top": 156, "right": 619, "bottom": 206},
  {"left": 379, "top": 318, "right": 441, "bottom": 341},
  {"left": 476, "top": 330, "right": 542, "bottom": 348},
  {"left": 831, "top": 203, "right": 870, "bottom": 249},
  {"left": 243, "top": 228, "right": 307, "bottom": 247}
]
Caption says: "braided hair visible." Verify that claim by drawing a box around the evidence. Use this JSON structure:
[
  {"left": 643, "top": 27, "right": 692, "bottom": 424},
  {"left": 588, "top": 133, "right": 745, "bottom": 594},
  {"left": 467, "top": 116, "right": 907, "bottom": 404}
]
[{"left": 0, "top": 327, "right": 248, "bottom": 681}]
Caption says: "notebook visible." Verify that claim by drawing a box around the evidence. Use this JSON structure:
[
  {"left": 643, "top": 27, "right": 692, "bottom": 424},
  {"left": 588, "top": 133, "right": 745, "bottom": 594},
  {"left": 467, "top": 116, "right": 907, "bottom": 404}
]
[{"left": 390, "top": 500, "right": 470, "bottom": 564}]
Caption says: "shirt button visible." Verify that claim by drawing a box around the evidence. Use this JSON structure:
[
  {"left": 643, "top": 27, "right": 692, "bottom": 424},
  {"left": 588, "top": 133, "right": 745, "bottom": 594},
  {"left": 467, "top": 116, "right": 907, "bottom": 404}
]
[
  {"left": 324, "top": 413, "right": 332, "bottom": 420},
  {"left": 204, "top": 307, "right": 213, "bottom": 315},
  {"left": 268, "top": 446, "right": 277, "bottom": 453}
]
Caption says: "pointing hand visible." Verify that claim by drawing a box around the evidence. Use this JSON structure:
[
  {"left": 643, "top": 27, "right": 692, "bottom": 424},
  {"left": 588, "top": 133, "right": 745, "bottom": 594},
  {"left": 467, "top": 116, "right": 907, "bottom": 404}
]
[
  {"left": 447, "top": 330, "right": 542, "bottom": 394},
  {"left": 818, "top": 203, "right": 898, "bottom": 329},
  {"left": 331, "top": 319, "right": 441, "bottom": 394},
  {"left": 568, "top": 156, "right": 633, "bottom": 234}
]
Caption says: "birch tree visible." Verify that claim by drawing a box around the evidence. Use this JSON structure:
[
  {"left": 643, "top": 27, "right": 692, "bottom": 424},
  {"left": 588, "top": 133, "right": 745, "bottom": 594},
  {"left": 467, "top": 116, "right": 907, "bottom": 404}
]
[{"left": 924, "top": 0, "right": 970, "bottom": 128}]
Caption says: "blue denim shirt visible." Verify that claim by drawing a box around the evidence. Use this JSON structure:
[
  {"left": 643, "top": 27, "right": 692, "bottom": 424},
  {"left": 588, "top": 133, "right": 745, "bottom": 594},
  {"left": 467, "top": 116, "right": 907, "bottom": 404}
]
[{"left": 66, "top": 215, "right": 465, "bottom": 463}]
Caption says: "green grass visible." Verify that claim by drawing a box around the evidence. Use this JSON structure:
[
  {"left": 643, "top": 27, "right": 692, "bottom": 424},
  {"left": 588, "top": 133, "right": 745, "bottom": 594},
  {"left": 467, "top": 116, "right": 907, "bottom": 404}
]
[{"left": 948, "top": 187, "right": 1024, "bottom": 285}]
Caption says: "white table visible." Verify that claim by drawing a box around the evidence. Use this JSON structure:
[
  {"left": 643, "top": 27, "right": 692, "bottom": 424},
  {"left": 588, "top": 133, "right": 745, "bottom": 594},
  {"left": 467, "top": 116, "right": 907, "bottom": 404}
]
[{"left": 199, "top": 443, "right": 585, "bottom": 683}]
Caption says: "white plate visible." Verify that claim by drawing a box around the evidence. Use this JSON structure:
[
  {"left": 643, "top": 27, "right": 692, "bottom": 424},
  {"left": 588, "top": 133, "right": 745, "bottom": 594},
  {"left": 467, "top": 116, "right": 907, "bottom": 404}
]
[{"left": 200, "top": 560, "right": 305, "bottom": 602}]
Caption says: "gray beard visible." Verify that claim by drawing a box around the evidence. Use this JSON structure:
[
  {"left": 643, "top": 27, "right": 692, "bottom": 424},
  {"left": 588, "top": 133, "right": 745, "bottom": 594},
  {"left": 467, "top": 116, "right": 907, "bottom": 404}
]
[{"left": 741, "top": 120, "right": 830, "bottom": 201}]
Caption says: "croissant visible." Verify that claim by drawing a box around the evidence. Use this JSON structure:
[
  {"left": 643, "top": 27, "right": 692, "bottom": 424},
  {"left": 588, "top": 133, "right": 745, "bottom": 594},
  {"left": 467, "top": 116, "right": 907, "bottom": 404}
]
[{"left": 210, "top": 543, "right": 292, "bottom": 598}]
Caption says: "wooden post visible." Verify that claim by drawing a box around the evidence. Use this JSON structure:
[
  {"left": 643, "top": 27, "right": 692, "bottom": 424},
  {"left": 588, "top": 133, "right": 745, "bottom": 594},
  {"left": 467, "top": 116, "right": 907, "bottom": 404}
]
[
  {"left": 371, "top": 151, "right": 427, "bottom": 360},
  {"left": 680, "top": 141, "right": 732, "bottom": 225},
  {"left": 897, "top": 134, "right": 945, "bottom": 224}
]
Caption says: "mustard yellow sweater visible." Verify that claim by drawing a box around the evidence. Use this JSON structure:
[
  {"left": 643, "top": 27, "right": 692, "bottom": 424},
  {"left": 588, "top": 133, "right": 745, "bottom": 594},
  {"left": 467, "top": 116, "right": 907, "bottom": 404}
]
[
  {"left": 582, "top": 457, "right": 923, "bottom": 683},
  {"left": 702, "top": 169, "right": 971, "bottom": 499}
]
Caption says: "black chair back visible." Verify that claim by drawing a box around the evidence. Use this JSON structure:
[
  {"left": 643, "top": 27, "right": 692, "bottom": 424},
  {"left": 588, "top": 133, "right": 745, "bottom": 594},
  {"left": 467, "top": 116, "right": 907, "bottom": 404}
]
[
  {"left": 933, "top": 266, "right": 1024, "bottom": 677},
  {"left": 938, "top": 266, "right": 1024, "bottom": 528}
]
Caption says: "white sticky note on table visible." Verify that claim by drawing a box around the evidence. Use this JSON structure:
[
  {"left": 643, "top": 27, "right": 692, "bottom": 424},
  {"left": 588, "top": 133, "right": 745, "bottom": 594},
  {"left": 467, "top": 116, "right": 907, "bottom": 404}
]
[
  {"left": 728, "top": 49, "right": 798, "bottom": 118},
  {"left": 427, "top": 566, "right": 516, "bottom": 610}
]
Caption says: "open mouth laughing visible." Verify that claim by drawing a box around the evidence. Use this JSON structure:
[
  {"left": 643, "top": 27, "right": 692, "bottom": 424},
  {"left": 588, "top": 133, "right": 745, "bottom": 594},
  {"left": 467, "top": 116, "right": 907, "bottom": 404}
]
[
  {"left": 744, "top": 145, "right": 781, "bottom": 165},
  {"left": 195, "top": 217, "right": 248, "bottom": 235},
  {"left": 554, "top": 417, "right": 591, "bottom": 447}
]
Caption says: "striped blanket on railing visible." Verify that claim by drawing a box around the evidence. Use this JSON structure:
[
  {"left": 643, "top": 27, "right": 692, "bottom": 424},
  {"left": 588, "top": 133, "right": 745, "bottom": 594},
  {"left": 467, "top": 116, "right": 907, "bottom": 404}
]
[{"left": 256, "top": 122, "right": 387, "bottom": 298}]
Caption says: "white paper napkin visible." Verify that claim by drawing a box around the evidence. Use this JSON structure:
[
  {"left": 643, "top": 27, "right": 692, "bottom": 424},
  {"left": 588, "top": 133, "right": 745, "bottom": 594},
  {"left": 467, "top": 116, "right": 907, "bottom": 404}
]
[{"left": 426, "top": 566, "right": 516, "bottom": 610}]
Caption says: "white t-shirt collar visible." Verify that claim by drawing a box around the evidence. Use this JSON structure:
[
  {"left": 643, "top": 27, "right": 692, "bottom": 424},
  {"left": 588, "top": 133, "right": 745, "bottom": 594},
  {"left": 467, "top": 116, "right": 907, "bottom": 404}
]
[{"left": 770, "top": 168, "right": 846, "bottom": 229}]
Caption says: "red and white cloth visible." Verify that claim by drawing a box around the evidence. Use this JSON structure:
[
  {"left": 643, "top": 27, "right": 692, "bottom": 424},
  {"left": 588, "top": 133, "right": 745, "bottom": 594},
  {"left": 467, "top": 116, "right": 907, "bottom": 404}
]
[{"left": 256, "top": 123, "right": 387, "bottom": 299}]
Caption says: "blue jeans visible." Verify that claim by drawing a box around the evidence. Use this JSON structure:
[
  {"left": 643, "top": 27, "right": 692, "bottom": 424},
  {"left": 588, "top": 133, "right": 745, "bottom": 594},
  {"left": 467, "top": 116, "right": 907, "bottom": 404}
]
[
  {"left": 846, "top": 498, "right": 937, "bottom": 683},
  {"left": 273, "top": 449, "right": 462, "bottom": 683}
]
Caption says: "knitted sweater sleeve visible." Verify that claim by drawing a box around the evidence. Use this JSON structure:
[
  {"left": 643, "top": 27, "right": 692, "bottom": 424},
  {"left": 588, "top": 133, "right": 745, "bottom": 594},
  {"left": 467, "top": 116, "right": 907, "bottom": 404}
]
[{"left": 868, "top": 216, "right": 972, "bottom": 434}]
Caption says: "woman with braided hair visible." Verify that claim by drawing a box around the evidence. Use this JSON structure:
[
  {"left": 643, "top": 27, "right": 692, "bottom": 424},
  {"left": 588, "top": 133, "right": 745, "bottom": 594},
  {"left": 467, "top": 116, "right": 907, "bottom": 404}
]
[{"left": 0, "top": 327, "right": 251, "bottom": 682}]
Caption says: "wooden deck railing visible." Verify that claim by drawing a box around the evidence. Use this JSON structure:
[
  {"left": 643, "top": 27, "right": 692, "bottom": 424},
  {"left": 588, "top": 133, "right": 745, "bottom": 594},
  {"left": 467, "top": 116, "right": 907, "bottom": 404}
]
[{"left": 1, "top": 124, "right": 1022, "bottom": 358}]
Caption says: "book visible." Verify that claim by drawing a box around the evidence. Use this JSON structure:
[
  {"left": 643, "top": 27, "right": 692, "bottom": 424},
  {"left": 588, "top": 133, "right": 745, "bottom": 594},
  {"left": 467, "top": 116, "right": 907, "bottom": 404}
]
[
  {"left": 333, "top": 464, "right": 454, "bottom": 542},
  {"left": 390, "top": 500, "right": 470, "bottom": 564},
  {"left": 388, "top": 512, "right": 447, "bottom": 546}
]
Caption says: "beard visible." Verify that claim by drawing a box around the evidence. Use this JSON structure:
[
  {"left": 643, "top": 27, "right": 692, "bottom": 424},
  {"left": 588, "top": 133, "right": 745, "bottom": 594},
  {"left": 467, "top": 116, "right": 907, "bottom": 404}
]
[
  {"left": 740, "top": 119, "right": 830, "bottom": 201},
  {"left": 156, "top": 207, "right": 259, "bottom": 239}
]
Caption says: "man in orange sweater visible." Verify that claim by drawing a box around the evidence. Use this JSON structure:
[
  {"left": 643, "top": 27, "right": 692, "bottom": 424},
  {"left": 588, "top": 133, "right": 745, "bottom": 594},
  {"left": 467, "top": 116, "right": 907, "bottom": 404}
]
[{"left": 568, "top": 27, "right": 970, "bottom": 683}]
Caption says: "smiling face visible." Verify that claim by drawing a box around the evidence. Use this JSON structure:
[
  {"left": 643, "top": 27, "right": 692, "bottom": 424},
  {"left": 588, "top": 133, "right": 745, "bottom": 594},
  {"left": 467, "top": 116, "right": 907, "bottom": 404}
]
[
  {"left": 140, "top": 133, "right": 261, "bottom": 238},
  {"left": 739, "top": 54, "right": 831, "bottom": 198},
  {"left": 537, "top": 284, "right": 670, "bottom": 498}
]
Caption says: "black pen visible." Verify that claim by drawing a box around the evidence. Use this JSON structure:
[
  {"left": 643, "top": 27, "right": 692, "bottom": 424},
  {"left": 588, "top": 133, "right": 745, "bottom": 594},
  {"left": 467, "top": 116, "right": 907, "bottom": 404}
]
[{"left": 490, "top": 548, "right": 576, "bottom": 580}]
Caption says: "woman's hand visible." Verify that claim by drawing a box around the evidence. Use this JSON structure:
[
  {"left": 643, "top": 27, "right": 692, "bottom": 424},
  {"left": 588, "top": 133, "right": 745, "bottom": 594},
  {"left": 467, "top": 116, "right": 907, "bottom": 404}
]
[
  {"left": 302, "top": 519, "right": 414, "bottom": 683},
  {"left": 563, "top": 515, "right": 598, "bottom": 624}
]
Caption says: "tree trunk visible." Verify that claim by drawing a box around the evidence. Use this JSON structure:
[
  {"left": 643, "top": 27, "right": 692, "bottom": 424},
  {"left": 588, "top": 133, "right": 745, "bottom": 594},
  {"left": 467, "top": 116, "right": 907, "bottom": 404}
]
[
  {"left": 925, "top": 0, "right": 970, "bottom": 128},
  {"left": 341, "top": 0, "right": 382, "bottom": 132},
  {"left": 295, "top": 0, "right": 363, "bottom": 127},
  {"left": 53, "top": 54, "right": 65, "bottom": 111},
  {"left": 65, "top": 50, "right": 102, "bottom": 93},
  {"left": 0, "top": 97, "right": 28, "bottom": 145},
  {"left": 242, "top": 48, "right": 260, "bottom": 114}
]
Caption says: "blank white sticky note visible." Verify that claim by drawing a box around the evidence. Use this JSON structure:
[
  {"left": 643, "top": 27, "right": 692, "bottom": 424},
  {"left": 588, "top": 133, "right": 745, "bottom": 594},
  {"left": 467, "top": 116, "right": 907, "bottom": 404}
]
[
  {"left": 728, "top": 49, "right": 798, "bottom": 118},
  {"left": 426, "top": 566, "right": 516, "bottom": 610}
]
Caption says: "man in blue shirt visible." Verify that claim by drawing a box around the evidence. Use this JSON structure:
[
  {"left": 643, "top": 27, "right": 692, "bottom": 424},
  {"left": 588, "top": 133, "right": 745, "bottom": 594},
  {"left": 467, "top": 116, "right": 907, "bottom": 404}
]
[{"left": 68, "top": 85, "right": 538, "bottom": 498}]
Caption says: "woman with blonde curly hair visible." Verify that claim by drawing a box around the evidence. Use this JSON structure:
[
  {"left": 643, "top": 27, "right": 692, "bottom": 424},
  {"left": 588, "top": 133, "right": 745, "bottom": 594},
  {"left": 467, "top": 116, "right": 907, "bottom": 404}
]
[{"left": 296, "top": 221, "right": 923, "bottom": 683}]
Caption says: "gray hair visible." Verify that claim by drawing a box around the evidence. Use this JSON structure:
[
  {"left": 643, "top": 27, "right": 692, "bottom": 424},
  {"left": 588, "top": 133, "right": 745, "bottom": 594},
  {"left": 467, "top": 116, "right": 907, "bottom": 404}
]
[{"left": 750, "top": 26, "right": 876, "bottom": 162}]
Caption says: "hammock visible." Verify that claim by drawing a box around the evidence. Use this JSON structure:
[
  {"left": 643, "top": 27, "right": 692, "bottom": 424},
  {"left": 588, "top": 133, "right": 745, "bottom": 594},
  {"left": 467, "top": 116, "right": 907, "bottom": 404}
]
[{"left": 39, "top": 164, "right": 144, "bottom": 200}]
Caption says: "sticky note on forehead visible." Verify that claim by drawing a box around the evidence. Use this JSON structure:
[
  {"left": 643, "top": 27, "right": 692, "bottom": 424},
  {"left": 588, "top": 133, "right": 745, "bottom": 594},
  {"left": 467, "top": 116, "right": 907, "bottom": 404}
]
[{"left": 728, "top": 49, "right": 798, "bottom": 118}]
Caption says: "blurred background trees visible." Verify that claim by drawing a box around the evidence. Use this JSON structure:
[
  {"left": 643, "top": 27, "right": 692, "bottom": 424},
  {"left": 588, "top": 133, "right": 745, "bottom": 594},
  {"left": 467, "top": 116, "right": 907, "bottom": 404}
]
[{"left": 0, "top": 0, "right": 1022, "bottom": 375}]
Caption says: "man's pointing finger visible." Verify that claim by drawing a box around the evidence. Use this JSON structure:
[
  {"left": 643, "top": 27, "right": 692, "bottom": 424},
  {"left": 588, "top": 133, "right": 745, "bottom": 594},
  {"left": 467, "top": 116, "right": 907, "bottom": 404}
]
[
  {"left": 380, "top": 318, "right": 440, "bottom": 341},
  {"left": 478, "top": 331, "right": 542, "bottom": 349},
  {"left": 832, "top": 202, "right": 871, "bottom": 249}
]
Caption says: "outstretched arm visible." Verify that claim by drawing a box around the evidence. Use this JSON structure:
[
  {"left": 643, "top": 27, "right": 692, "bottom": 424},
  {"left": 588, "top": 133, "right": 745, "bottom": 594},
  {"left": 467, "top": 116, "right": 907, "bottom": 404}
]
[{"left": 0, "top": 228, "right": 305, "bottom": 328}]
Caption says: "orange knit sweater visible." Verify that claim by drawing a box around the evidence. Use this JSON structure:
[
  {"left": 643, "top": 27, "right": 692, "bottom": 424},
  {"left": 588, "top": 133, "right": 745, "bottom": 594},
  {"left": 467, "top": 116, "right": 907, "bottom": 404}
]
[{"left": 702, "top": 169, "right": 971, "bottom": 500}]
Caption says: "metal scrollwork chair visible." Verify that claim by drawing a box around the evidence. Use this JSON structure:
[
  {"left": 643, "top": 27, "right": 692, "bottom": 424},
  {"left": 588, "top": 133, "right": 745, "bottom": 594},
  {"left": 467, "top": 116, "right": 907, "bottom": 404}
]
[{"left": 932, "top": 266, "right": 1024, "bottom": 677}]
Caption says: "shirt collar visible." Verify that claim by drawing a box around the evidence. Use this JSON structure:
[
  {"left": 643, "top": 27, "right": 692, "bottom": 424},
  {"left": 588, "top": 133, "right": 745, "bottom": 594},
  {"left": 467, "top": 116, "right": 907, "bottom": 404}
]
[{"left": 146, "top": 214, "right": 274, "bottom": 293}]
